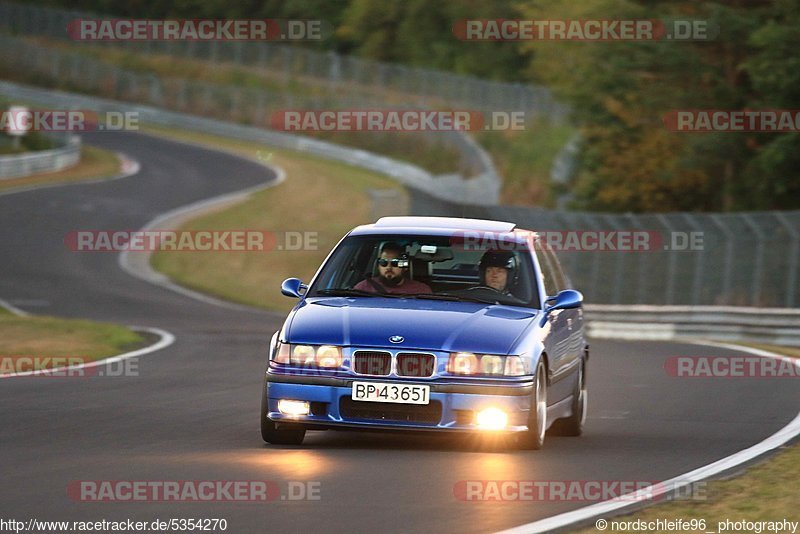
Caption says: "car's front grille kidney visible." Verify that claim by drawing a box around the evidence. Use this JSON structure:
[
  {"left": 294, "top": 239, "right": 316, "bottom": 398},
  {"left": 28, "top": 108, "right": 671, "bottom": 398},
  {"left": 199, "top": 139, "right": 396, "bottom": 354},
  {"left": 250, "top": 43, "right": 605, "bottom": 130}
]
[
  {"left": 395, "top": 353, "right": 435, "bottom": 377},
  {"left": 339, "top": 398, "right": 442, "bottom": 424},
  {"left": 352, "top": 351, "right": 391, "bottom": 375}
]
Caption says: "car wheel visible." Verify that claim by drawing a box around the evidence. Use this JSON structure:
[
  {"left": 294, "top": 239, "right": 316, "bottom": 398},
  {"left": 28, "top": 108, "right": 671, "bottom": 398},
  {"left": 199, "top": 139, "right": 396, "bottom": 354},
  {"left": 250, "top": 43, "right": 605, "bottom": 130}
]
[
  {"left": 260, "top": 376, "right": 306, "bottom": 445},
  {"left": 550, "top": 361, "right": 587, "bottom": 437},
  {"left": 518, "top": 360, "right": 547, "bottom": 450}
]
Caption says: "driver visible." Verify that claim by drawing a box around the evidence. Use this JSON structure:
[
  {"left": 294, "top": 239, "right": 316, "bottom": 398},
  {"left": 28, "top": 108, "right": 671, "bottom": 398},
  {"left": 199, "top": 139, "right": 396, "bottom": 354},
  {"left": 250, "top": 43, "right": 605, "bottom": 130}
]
[
  {"left": 354, "top": 242, "right": 432, "bottom": 295},
  {"left": 478, "top": 250, "right": 516, "bottom": 294}
]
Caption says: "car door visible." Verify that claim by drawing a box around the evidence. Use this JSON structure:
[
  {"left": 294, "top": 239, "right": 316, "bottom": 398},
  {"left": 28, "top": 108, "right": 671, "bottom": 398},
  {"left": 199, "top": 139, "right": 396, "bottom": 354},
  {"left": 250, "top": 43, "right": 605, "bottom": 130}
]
[
  {"left": 535, "top": 246, "right": 573, "bottom": 403},
  {"left": 548, "top": 247, "right": 584, "bottom": 364},
  {"left": 543, "top": 245, "right": 584, "bottom": 400}
]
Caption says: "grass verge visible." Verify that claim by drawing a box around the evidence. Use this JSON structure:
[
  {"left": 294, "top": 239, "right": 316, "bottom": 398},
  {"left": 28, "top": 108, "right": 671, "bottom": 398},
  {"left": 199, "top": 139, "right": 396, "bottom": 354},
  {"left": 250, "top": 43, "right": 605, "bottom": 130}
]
[
  {"left": 477, "top": 119, "right": 575, "bottom": 206},
  {"left": 573, "top": 342, "right": 799, "bottom": 534},
  {"left": 0, "top": 144, "right": 121, "bottom": 192},
  {"left": 0, "top": 308, "right": 145, "bottom": 372},
  {"left": 144, "top": 124, "right": 408, "bottom": 313}
]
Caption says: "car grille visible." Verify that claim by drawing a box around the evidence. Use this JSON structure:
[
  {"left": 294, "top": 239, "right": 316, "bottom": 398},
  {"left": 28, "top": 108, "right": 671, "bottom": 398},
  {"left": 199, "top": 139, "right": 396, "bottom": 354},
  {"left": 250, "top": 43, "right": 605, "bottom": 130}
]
[
  {"left": 396, "top": 353, "right": 435, "bottom": 377},
  {"left": 340, "top": 397, "right": 442, "bottom": 425},
  {"left": 352, "top": 351, "right": 391, "bottom": 376}
]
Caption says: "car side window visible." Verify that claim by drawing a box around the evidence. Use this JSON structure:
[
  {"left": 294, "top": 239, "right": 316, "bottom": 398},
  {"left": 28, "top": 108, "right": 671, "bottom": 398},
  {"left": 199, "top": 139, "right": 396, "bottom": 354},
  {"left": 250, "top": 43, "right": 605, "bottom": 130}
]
[
  {"left": 543, "top": 247, "right": 568, "bottom": 292},
  {"left": 535, "top": 245, "right": 567, "bottom": 297}
]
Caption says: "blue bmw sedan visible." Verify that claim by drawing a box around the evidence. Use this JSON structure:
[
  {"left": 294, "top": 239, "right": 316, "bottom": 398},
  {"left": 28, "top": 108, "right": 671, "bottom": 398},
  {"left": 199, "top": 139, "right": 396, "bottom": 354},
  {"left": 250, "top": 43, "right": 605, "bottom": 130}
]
[{"left": 261, "top": 216, "right": 588, "bottom": 449}]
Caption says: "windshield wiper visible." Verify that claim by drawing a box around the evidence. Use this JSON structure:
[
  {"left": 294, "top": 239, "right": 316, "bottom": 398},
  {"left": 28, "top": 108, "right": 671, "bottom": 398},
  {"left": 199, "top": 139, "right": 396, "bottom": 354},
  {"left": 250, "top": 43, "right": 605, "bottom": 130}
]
[{"left": 406, "top": 293, "right": 498, "bottom": 305}]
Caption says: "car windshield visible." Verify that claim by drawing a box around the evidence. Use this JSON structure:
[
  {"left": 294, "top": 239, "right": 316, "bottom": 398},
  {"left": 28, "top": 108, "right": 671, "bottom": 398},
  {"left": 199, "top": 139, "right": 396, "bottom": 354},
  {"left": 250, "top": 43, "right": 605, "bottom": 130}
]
[{"left": 307, "top": 234, "right": 540, "bottom": 308}]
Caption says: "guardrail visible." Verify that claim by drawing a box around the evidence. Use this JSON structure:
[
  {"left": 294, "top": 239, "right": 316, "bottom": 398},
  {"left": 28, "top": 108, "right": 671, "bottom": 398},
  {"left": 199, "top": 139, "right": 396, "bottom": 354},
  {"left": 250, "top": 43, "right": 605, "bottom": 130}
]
[
  {"left": 0, "top": 1, "right": 568, "bottom": 122},
  {"left": 585, "top": 304, "right": 800, "bottom": 347},
  {"left": 0, "top": 80, "right": 501, "bottom": 203},
  {"left": 0, "top": 133, "right": 81, "bottom": 179},
  {"left": 0, "top": 33, "right": 501, "bottom": 204}
]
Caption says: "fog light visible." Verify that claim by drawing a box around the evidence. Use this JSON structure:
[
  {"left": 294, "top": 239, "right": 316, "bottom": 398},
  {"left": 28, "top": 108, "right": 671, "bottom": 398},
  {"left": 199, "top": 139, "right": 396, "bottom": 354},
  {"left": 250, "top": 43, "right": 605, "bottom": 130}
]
[
  {"left": 278, "top": 399, "right": 310, "bottom": 417},
  {"left": 476, "top": 407, "right": 508, "bottom": 430}
]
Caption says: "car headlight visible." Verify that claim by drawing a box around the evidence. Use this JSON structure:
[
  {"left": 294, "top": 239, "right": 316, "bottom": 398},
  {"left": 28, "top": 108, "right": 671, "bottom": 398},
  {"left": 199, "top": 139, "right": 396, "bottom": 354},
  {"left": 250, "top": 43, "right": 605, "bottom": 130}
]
[
  {"left": 273, "top": 341, "right": 291, "bottom": 363},
  {"left": 271, "top": 342, "right": 343, "bottom": 369},
  {"left": 448, "top": 352, "right": 479, "bottom": 375},
  {"left": 315, "top": 345, "right": 343, "bottom": 368},
  {"left": 504, "top": 356, "right": 526, "bottom": 376},
  {"left": 292, "top": 345, "right": 316, "bottom": 365},
  {"left": 480, "top": 355, "right": 504, "bottom": 375},
  {"left": 448, "top": 353, "right": 527, "bottom": 376}
]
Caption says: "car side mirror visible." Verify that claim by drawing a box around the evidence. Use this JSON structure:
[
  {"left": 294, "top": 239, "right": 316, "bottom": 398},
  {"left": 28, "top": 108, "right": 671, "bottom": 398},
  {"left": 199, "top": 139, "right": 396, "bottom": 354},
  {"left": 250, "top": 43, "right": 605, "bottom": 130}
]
[
  {"left": 544, "top": 289, "right": 583, "bottom": 314},
  {"left": 281, "top": 278, "right": 307, "bottom": 298}
]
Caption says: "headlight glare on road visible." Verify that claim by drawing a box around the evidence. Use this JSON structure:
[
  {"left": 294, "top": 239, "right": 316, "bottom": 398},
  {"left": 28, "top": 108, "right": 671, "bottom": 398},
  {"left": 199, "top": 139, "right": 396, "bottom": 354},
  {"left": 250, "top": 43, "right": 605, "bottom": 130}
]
[
  {"left": 315, "top": 345, "right": 343, "bottom": 368},
  {"left": 476, "top": 407, "right": 508, "bottom": 430},
  {"left": 291, "top": 345, "right": 316, "bottom": 365},
  {"left": 278, "top": 399, "right": 310, "bottom": 417}
]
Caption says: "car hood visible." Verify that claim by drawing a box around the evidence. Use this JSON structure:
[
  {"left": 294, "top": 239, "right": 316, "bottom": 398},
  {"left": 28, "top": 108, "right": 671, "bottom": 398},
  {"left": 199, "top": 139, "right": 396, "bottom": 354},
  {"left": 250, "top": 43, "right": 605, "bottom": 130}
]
[{"left": 284, "top": 297, "right": 539, "bottom": 354}]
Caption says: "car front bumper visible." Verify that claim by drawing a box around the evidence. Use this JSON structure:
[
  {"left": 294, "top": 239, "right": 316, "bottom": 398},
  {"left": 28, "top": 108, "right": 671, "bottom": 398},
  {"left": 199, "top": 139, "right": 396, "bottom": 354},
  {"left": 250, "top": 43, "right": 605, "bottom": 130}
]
[{"left": 265, "top": 372, "right": 535, "bottom": 432}]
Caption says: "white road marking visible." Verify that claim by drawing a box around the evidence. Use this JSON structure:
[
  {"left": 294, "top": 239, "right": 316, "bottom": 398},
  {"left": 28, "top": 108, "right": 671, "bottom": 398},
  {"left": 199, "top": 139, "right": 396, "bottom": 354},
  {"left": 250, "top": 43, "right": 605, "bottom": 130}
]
[
  {"left": 0, "top": 297, "right": 31, "bottom": 317},
  {"left": 0, "top": 326, "right": 175, "bottom": 379},
  {"left": 117, "top": 136, "right": 286, "bottom": 314},
  {"left": 495, "top": 341, "right": 800, "bottom": 534}
]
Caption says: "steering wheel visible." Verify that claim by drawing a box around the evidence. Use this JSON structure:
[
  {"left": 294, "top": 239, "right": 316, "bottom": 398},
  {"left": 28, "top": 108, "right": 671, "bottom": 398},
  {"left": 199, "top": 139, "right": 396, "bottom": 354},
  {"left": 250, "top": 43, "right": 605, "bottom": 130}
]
[{"left": 466, "top": 285, "right": 503, "bottom": 294}]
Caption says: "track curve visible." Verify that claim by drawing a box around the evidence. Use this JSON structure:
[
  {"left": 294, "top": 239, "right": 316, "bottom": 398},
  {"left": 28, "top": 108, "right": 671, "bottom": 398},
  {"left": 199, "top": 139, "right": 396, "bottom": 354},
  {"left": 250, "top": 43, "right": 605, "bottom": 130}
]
[{"left": 0, "top": 131, "right": 797, "bottom": 533}]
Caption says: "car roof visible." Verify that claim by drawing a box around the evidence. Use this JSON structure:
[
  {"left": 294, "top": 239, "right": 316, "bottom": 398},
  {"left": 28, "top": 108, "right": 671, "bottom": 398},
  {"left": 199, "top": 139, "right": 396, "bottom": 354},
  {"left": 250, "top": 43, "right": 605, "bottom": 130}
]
[{"left": 351, "top": 216, "right": 521, "bottom": 236}]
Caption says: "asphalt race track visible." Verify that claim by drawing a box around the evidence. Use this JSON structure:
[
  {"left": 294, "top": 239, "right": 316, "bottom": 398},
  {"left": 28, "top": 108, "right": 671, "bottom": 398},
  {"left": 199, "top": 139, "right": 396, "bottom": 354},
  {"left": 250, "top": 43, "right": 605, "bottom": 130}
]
[{"left": 1, "top": 131, "right": 798, "bottom": 533}]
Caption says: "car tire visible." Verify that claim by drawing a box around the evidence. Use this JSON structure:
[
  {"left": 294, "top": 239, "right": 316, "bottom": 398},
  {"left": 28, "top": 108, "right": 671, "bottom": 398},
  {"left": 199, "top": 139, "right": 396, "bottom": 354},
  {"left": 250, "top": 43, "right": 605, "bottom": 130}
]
[
  {"left": 518, "top": 360, "right": 547, "bottom": 450},
  {"left": 550, "top": 361, "right": 587, "bottom": 437},
  {"left": 260, "top": 376, "right": 306, "bottom": 445}
]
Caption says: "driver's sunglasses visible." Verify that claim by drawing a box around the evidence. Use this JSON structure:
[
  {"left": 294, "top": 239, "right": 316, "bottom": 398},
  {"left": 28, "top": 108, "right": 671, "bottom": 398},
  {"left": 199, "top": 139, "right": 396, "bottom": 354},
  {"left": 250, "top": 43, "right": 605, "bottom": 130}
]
[{"left": 377, "top": 258, "right": 409, "bottom": 268}]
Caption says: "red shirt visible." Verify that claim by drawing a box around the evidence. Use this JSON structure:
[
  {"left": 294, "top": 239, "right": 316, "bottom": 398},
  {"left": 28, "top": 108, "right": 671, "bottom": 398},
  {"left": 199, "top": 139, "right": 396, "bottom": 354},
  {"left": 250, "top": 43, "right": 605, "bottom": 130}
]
[{"left": 353, "top": 277, "right": 432, "bottom": 295}]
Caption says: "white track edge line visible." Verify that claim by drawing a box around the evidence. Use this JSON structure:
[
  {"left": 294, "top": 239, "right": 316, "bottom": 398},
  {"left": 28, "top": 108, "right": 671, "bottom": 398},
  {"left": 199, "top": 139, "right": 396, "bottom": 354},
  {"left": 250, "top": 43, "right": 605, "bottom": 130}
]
[
  {"left": 0, "top": 326, "right": 175, "bottom": 379},
  {"left": 0, "top": 297, "right": 31, "bottom": 317},
  {"left": 495, "top": 340, "right": 800, "bottom": 534},
  {"left": 117, "top": 142, "right": 286, "bottom": 313}
]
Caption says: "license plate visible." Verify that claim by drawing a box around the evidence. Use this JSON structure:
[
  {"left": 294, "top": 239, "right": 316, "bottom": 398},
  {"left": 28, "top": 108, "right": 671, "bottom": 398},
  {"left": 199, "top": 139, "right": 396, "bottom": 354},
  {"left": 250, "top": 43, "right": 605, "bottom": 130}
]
[{"left": 352, "top": 381, "right": 430, "bottom": 405}]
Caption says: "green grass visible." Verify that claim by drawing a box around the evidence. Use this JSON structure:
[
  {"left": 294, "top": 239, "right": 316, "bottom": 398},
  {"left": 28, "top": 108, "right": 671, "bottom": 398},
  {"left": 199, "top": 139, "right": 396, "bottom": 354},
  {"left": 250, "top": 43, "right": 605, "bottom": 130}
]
[
  {"left": 477, "top": 119, "right": 575, "bottom": 206},
  {"left": 0, "top": 131, "right": 56, "bottom": 155},
  {"left": 0, "top": 144, "right": 121, "bottom": 192},
  {"left": 0, "top": 312, "right": 145, "bottom": 371},
  {"left": 573, "top": 343, "right": 800, "bottom": 533},
  {"left": 145, "top": 124, "right": 408, "bottom": 313}
]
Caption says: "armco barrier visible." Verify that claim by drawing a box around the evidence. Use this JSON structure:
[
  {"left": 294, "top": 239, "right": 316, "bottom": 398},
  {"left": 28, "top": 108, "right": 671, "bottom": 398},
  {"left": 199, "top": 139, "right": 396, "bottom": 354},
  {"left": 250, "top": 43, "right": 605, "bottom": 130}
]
[
  {"left": 0, "top": 80, "right": 499, "bottom": 205},
  {"left": 585, "top": 305, "right": 800, "bottom": 347},
  {"left": 0, "top": 133, "right": 80, "bottom": 179}
]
